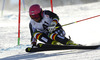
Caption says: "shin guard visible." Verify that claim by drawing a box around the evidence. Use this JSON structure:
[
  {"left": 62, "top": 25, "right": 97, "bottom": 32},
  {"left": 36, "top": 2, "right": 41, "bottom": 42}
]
[
  {"left": 48, "top": 33, "right": 69, "bottom": 45},
  {"left": 33, "top": 32, "right": 53, "bottom": 44}
]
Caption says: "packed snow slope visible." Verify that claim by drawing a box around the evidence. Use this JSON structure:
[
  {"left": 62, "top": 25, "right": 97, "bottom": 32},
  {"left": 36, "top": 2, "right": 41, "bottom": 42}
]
[{"left": 0, "top": 2, "right": 100, "bottom": 60}]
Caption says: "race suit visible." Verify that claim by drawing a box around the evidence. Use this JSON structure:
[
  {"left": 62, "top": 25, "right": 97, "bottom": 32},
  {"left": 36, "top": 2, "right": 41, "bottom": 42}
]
[{"left": 29, "top": 10, "right": 69, "bottom": 45}]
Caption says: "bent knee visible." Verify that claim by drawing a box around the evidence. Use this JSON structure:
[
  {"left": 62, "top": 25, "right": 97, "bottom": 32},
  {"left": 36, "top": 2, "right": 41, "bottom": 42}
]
[{"left": 33, "top": 32, "right": 42, "bottom": 40}]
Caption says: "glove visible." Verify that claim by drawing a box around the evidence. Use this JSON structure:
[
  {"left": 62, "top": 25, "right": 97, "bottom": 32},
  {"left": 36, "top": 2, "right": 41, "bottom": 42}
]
[
  {"left": 31, "top": 38, "right": 37, "bottom": 48},
  {"left": 31, "top": 42, "right": 38, "bottom": 48},
  {"left": 48, "top": 22, "right": 56, "bottom": 33}
]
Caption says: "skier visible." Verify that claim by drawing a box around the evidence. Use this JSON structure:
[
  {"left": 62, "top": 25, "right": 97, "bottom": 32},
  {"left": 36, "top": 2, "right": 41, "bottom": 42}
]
[{"left": 29, "top": 4, "right": 77, "bottom": 47}]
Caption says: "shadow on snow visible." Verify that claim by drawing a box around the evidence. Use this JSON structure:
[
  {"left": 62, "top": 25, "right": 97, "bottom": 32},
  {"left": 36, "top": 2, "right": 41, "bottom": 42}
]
[{"left": 0, "top": 49, "right": 95, "bottom": 60}]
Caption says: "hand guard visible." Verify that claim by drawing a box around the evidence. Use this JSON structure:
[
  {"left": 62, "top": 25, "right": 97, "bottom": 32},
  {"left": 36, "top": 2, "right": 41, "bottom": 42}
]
[
  {"left": 48, "top": 22, "right": 56, "bottom": 33},
  {"left": 31, "top": 42, "right": 38, "bottom": 48},
  {"left": 31, "top": 38, "right": 37, "bottom": 46}
]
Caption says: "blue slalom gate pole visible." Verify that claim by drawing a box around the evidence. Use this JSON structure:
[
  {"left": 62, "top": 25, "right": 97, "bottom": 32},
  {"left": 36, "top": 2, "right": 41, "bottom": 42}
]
[
  {"left": 22, "top": 0, "right": 26, "bottom": 11},
  {"left": 1, "top": 0, "right": 5, "bottom": 16}
]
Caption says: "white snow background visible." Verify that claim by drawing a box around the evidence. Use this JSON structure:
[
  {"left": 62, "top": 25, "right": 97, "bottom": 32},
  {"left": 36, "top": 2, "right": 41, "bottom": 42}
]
[{"left": 0, "top": 2, "right": 100, "bottom": 60}]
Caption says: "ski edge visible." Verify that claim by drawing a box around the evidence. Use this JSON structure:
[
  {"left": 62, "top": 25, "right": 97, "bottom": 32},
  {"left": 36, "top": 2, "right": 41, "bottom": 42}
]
[{"left": 25, "top": 44, "right": 100, "bottom": 52}]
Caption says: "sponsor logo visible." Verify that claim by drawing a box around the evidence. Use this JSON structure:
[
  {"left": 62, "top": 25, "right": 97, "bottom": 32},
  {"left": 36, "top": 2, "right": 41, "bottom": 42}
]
[
  {"left": 41, "top": 37, "right": 48, "bottom": 42},
  {"left": 57, "top": 35, "right": 65, "bottom": 39}
]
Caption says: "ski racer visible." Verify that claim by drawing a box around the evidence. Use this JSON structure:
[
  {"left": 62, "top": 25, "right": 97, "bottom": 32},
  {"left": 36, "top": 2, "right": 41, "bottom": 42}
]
[{"left": 29, "top": 4, "right": 77, "bottom": 47}]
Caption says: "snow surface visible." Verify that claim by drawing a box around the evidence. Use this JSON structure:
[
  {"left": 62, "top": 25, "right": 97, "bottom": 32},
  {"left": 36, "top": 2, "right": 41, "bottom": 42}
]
[{"left": 0, "top": 2, "right": 100, "bottom": 60}]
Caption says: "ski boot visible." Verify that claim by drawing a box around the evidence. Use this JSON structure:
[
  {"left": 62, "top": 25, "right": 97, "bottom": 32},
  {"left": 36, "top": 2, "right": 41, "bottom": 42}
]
[
  {"left": 51, "top": 40, "right": 63, "bottom": 45},
  {"left": 66, "top": 40, "right": 78, "bottom": 46},
  {"left": 65, "top": 36, "right": 77, "bottom": 45}
]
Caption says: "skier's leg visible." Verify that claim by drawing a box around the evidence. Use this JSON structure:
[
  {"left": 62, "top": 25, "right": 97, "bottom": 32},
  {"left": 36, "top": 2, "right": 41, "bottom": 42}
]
[
  {"left": 48, "top": 33, "right": 78, "bottom": 45},
  {"left": 47, "top": 24, "right": 69, "bottom": 45},
  {"left": 48, "top": 33, "right": 69, "bottom": 45},
  {"left": 48, "top": 23, "right": 77, "bottom": 45},
  {"left": 33, "top": 31, "right": 53, "bottom": 44}
]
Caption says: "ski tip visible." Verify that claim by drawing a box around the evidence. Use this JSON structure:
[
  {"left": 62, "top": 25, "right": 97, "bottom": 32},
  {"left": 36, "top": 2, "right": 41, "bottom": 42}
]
[{"left": 25, "top": 47, "right": 31, "bottom": 52}]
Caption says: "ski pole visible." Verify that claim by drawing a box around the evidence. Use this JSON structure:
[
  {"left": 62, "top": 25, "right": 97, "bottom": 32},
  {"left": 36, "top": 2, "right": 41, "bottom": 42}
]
[{"left": 56, "top": 15, "right": 100, "bottom": 28}]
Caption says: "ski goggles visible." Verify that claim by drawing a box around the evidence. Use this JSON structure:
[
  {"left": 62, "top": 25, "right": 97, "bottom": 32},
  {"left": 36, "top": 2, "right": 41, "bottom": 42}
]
[{"left": 30, "top": 14, "right": 40, "bottom": 19}]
